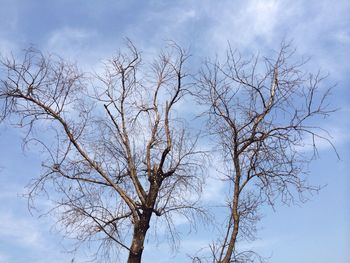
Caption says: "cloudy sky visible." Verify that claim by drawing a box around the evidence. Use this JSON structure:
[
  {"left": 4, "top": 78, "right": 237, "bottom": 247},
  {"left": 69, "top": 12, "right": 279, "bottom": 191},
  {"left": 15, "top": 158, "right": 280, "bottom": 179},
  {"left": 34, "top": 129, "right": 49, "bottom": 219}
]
[{"left": 0, "top": 0, "right": 349, "bottom": 262}]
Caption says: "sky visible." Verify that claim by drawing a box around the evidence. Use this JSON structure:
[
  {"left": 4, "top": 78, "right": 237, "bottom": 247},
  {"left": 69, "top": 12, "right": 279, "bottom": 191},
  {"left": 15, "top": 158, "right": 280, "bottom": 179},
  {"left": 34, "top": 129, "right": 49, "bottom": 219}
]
[{"left": 0, "top": 0, "right": 349, "bottom": 262}]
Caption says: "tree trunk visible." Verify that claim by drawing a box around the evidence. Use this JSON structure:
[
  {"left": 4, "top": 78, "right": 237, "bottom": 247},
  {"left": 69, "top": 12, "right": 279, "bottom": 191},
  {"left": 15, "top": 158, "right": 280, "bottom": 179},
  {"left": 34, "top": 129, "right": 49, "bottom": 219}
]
[
  {"left": 127, "top": 216, "right": 150, "bottom": 263},
  {"left": 127, "top": 179, "right": 161, "bottom": 263},
  {"left": 219, "top": 216, "right": 239, "bottom": 263},
  {"left": 219, "top": 155, "right": 241, "bottom": 263}
]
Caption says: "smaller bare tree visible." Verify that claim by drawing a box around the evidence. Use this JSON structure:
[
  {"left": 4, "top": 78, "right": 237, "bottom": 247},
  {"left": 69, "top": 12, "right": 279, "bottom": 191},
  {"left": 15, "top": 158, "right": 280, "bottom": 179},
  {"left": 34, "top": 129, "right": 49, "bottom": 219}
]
[
  {"left": 0, "top": 42, "right": 205, "bottom": 263},
  {"left": 196, "top": 42, "right": 336, "bottom": 263}
]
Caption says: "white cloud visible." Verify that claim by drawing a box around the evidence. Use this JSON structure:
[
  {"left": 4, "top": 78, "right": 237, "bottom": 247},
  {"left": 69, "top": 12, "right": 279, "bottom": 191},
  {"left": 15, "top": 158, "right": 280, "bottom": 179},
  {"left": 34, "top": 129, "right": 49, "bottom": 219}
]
[
  {"left": 200, "top": 0, "right": 283, "bottom": 54},
  {"left": 45, "top": 27, "right": 100, "bottom": 67},
  {"left": 47, "top": 27, "right": 94, "bottom": 50},
  {"left": 0, "top": 183, "right": 19, "bottom": 200},
  {"left": 202, "top": 174, "right": 226, "bottom": 202},
  {"left": 295, "top": 105, "right": 350, "bottom": 154},
  {"left": 333, "top": 30, "right": 350, "bottom": 44},
  {"left": 0, "top": 212, "right": 42, "bottom": 248},
  {"left": 0, "top": 39, "right": 18, "bottom": 57},
  {"left": 238, "top": 0, "right": 280, "bottom": 40},
  {"left": 0, "top": 252, "right": 10, "bottom": 263},
  {"left": 177, "top": 9, "right": 196, "bottom": 24}
]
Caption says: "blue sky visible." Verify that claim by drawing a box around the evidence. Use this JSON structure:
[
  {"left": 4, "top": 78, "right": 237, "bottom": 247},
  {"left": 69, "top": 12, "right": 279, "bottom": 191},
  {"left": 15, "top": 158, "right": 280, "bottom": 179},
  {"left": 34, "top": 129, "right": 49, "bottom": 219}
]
[{"left": 0, "top": 0, "right": 349, "bottom": 262}]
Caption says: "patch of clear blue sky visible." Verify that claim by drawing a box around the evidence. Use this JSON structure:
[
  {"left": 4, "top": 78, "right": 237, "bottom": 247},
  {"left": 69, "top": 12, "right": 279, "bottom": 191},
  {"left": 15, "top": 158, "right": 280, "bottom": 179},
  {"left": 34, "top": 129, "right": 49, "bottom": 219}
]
[{"left": 0, "top": 0, "right": 349, "bottom": 262}]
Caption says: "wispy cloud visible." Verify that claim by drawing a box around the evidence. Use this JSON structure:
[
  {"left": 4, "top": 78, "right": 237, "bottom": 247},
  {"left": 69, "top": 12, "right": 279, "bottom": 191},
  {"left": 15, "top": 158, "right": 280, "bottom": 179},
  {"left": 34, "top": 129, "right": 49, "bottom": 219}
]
[
  {"left": 46, "top": 27, "right": 96, "bottom": 56},
  {"left": 0, "top": 252, "right": 10, "bottom": 263},
  {"left": 212, "top": 0, "right": 281, "bottom": 47},
  {"left": 0, "top": 39, "right": 18, "bottom": 56},
  {"left": 0, "top": 212, "right": 42, "bottom": 247}
]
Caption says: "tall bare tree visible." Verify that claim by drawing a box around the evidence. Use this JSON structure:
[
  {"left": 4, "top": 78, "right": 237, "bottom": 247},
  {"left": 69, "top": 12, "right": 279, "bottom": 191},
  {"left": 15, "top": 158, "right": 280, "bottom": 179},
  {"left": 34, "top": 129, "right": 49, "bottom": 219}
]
[
  {"left": 0, "top": 42, "right": 204, "bottom": 263},
  {"left": 196, "top": 43, "right": 336, "bottom": 263}
]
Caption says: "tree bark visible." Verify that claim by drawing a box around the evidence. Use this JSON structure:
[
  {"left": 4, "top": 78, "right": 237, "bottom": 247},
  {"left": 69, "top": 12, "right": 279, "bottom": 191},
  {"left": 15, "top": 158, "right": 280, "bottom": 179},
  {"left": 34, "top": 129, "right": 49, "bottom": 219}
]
[
  {"left": 127, "top": 214, "right": 151, "bottom": 263},
  {"left": 219, "top": 154, "right": 241, "bottom": 263},
  {"left": 127, "top": 180, "right": 160, "bottom": 263}
]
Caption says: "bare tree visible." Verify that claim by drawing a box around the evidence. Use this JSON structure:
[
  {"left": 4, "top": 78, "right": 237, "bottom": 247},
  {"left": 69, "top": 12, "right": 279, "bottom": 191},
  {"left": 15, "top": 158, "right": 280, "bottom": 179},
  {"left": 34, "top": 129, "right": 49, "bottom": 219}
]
[
  {"left": 0, "top": 42, "right": 205, "bottom": 263},
  {"left": 196, "top": 43, "right": 336, "bottom": 263}
]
